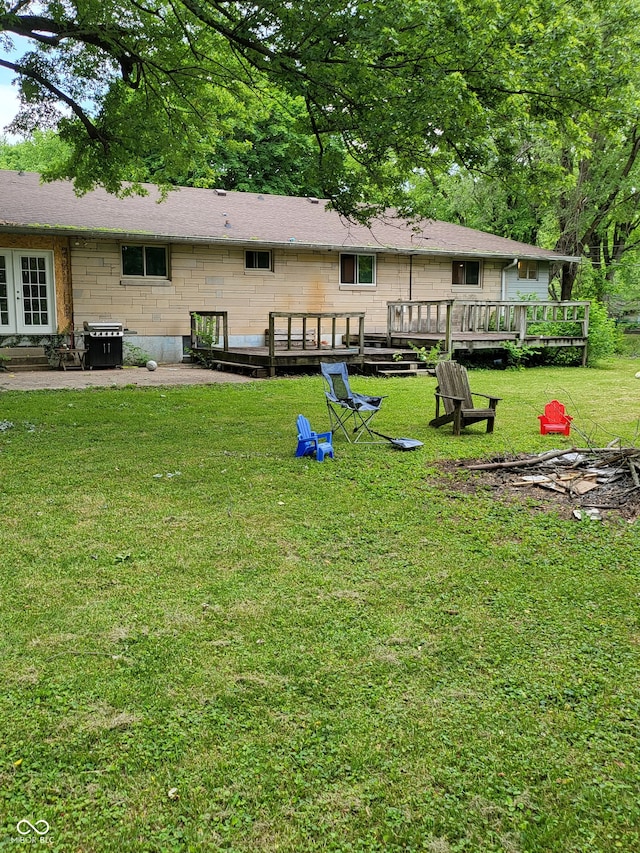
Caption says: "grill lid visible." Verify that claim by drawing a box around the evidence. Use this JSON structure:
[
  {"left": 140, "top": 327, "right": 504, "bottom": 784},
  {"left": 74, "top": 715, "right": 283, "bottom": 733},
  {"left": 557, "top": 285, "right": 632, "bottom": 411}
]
[
  {"left": 83, "top": 321, "right": 124, "bottom": 337},
  {"left": 83, "top": 321, "right": 123, "bottom": 331}
]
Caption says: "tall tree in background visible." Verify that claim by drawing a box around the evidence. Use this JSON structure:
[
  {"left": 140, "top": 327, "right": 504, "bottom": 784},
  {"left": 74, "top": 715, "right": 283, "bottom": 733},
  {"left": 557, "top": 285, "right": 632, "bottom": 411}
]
[
  {"left": 0, "top": 0, "right": 622, "bottom": 217},
  {"left": 0, "top": 95, "right": 325, "bottom": 198},
  {"left": 144, "top": 95, "right": 326, "bottom": 197},
  {"left": 409, "top": 0, "right": 640, "bottom": 301}
]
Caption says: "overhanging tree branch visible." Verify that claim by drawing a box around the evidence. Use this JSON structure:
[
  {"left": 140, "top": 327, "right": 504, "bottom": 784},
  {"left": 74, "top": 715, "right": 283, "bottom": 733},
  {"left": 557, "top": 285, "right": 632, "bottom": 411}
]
[
  {"left": 0, "top": 57, "right": 110, "bottom": 146},
  {"left": 0, "top": 13, "right": 143, "bottom": 84}
]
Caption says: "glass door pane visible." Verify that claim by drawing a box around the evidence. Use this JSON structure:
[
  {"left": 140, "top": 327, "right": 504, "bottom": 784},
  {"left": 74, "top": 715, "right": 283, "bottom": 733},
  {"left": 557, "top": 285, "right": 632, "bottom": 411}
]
[
  {"left": 13, "top": 252, "right": 55, "bottom": 334},
  {"left": 0, "top": 253, "right": 17, "bottom": 332}
]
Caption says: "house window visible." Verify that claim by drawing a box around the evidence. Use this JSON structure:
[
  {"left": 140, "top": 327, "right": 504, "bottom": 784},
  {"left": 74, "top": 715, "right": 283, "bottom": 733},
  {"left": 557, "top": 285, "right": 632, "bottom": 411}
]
[
  {"left": 518, "top": 260, "right": 539, "bottom": 280},
  {"left": 245, "top": 250, "right": 272, "bottom": 271},
  {"left": 122, "top": 245, "right": 168, "bottom": 278},
  {"left": 340, "top": 253, "right": 375, "bottom": 285},
  {"left": 452, "top": 260, "right": 481, "bottom": 287}
]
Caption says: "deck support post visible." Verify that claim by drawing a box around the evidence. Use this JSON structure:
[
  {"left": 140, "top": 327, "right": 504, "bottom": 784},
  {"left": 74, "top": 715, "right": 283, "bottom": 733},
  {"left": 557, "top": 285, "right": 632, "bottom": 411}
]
[
  {"left": 444, "top": 302, "right": 452, "bottom": 355},
  {"left": 268, "top": 313, "right": 276, "bottom": 376}
]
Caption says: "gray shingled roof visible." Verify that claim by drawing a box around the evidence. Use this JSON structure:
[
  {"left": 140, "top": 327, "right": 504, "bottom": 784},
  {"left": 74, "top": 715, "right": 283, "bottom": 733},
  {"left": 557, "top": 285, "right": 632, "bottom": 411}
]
[{"left": 0, "top": 170, "right": 579, "bottom": 262}]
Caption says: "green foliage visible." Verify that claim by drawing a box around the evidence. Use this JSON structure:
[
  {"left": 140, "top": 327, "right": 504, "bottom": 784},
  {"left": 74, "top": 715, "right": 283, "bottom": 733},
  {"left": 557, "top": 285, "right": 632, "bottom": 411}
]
[
  {"left": 190, "top": 313, "right": 220, "bottom": 349},
  {"left": 393, "top": 341, "right": 445, "bottom": 364},
  {"left": 132, "top": 89, "right": 325, "bottom": 197},
  {"left": 123, "top": 342, "right": 151, "bottom": 367},
  {"left": 408, "top": 0, "right": 640, "bottom": 300},
  {"left": 0, "top": 130, "right": 69, "bottom": 172},
  {"left": 409, "top": 168, "right": 547, "bottom": 244},
  {"left": 584, "top": 299, "right": 620, "bottom": 365},
  {"left": 42, "top": 332, "right": 69, "bottom": 367},
  {"left": 3, "top": 0, "right": 638, "bottom": 217},
  {"left": 501, "top": 340, "right": 542, "bottom": 369},
  {"left": 1, "top": 332, "right": 69, "bottom": 368},
  {"left": 519, "top": 301, "right": 618, "bottom": 367},
  {"left": 188, "top": 313, "right": 222, "bottom": 368},
  {"left": 203, "top": 96, "right": 324, "bottom": 197},
  {"left": 619, "top": 332, "right": 640, "bottom": 357}
]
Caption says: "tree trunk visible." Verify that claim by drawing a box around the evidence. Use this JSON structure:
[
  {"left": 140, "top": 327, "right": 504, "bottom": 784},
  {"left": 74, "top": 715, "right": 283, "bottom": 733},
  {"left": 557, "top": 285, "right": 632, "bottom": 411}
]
[{"left": 560, "top": 262, "right": 577, "bottom": 301}]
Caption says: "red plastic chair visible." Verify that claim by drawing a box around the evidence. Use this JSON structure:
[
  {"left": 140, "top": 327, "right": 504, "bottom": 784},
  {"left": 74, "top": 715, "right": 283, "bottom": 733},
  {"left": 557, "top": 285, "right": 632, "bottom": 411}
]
[{"left": 538, "top": 400, "right": 573, "bottom": 436}]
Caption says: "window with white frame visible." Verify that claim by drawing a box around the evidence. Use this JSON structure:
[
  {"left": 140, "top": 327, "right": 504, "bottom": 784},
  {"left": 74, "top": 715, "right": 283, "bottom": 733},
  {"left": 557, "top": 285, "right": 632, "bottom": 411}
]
[
  {"left": 518, "top": 260, "right": 539, "bottom": 280},
  {"left": 122, "top": 244, "right": 168, "bottom": 278},
  {"left": 340, "top": 253, "right": 375, "bottom": 285},
  {"left": 452, "top": 260, "right": 481, "bottom": 287},
  {"left": 245, "top": 250, "right": 273, "bottom": 271}
]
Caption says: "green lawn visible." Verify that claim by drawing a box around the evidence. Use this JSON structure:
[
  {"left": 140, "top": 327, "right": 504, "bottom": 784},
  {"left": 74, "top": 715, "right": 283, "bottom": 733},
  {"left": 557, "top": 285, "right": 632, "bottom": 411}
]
[{"left": 1, "top": 359, "right": 639, "bottom": 852}]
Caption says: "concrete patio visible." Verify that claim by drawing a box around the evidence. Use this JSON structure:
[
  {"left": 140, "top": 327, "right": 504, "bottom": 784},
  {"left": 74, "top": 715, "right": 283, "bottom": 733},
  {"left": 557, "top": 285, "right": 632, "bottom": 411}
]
[{"left": 0, "top": 363, "right": 257, "bottom": 392}]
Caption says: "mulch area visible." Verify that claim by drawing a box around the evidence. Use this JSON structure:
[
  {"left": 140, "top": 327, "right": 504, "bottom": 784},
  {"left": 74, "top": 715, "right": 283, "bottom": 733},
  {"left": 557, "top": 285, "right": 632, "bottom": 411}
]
[{"left": 437, "top": 447, "right": 640, "bottom": 523}]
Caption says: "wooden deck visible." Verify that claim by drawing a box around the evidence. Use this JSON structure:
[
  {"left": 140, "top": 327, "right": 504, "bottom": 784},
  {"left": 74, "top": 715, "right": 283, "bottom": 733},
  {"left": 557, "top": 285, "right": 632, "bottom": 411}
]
[
  {"left": 189, "top": 302, "right": 591, "bottom": 377},
  {"left": 195, "top": 344, "right": 368, "bottom": 378},
  {"left": 190, "top": 311, "right": 371, "bottom": 377}
]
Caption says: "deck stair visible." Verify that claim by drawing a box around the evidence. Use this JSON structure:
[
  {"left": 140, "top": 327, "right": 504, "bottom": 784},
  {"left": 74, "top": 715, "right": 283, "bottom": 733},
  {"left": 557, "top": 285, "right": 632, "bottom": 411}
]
[
  {"left": 209, "top": 361, "right": 269, "bottom": 379},
  {"left": 363, "top": 354, "right": 434, "bottom": 378},
  {"left": 184, "top": 353, "right": 269, "bottom": 378},
  {"left": 1, "top": 346, "right": 50, "bottom": 372}
]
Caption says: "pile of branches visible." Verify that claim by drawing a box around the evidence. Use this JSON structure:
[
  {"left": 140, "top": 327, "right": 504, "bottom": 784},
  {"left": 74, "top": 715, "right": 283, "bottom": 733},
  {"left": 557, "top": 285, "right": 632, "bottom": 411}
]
[{"left": 465, "top": 446, "right": 640, "bottom": 520}]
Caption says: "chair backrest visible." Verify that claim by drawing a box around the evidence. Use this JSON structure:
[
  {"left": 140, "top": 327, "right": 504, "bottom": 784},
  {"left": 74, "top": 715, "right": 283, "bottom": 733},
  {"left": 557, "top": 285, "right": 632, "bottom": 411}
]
[
  {"left": 320, "top": 362, "right": 353, "bottom": 402},
  {"left": 543, "top": 400, "right": 570, "bottom": 422},
  {"left": 297, "top": 414, "right": 313, "bottom": 439},
  {"left": 434, "top": 361, "right": 474, "bottom": 412}
]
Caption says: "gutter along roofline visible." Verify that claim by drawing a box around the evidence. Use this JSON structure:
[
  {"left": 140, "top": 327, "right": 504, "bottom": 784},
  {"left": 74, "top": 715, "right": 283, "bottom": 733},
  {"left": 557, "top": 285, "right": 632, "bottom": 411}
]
[{"left": 0, "top": 224, "right": 582, "bottom": 264}]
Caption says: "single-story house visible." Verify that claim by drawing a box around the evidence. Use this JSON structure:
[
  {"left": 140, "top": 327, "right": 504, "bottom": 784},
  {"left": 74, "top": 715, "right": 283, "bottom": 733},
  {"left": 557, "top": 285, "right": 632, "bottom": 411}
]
[{"left": 0, "top": 170, "right": 579, "bottom": 363}]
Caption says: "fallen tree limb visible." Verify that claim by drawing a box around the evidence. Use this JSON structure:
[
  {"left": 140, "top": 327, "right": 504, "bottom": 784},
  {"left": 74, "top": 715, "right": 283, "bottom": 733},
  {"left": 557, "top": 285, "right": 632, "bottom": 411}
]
[
  {"left": 465, "top": 447, "right": 638, "bottom": 472},
  {"left": 465, "top": 448, "right": 579, "bottom": 471}
]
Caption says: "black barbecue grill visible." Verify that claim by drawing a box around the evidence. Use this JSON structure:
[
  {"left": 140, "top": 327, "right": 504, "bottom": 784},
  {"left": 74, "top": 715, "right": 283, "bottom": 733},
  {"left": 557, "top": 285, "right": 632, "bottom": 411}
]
[{"left": 83, "top": 322, "right": 124, "bottom": 368}]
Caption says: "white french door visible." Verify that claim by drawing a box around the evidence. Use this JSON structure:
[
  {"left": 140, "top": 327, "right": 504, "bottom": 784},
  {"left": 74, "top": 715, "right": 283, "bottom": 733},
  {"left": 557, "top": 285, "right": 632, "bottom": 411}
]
[{"left": 0, "top": 250, "right": 55, "bottom": 335}]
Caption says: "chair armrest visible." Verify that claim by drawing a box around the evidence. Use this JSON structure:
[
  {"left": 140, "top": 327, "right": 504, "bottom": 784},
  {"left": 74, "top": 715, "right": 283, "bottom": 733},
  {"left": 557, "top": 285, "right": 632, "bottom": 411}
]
[
  {"left": 316, "top": 431, "right": 333, "bottom": 443},
  {"left": 435, "top": 392, "right": 465, "bottom": 403},
  {"left": 471, "top": 392, "right": 502, "bottom": 403}
]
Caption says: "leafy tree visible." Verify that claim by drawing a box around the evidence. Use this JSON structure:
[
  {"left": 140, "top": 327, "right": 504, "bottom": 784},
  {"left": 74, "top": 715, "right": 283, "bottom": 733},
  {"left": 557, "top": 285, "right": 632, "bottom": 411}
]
[
  {"left": 145, "top": 93, "right": 325, "bottom": 197},
  {"left": 409, "top": 0, "right": 640, "bottom": 300},
  {"left": 207, "top": 99, "right": 323, "bottom": 197},
  {"left": 0, "top": 95, "right": 325, "bottom": 197},
  {"left": 0, "top": 128, "right": 69, "bottom": 171},
  {"left": 0, "top": 0, "right": 625, "bottom": 216}
]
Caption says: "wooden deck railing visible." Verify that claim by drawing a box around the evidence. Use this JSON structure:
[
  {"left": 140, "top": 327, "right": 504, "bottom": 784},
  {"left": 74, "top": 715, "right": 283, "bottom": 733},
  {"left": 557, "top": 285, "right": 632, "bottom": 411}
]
[
  {"left": 387, "top": 300, "right": 590, "bottom": 354},
  {"left": 190, "top": 311, "right": 229, "bottom": 350},
  {"left": 456, "top": 300, "right": 590, "bottom": 341},
  {"left": 267, "top": 312, "right": 366, "bottom": 359},
  {"left": 386, "top": 300, "right": 453, "bottom": 347}
]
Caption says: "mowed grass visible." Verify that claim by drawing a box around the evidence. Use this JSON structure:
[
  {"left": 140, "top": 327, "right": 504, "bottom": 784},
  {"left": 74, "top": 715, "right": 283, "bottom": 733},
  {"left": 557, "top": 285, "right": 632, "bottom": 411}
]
[{"left": 0, "top": 359, "right": 639, "bottom": 852}]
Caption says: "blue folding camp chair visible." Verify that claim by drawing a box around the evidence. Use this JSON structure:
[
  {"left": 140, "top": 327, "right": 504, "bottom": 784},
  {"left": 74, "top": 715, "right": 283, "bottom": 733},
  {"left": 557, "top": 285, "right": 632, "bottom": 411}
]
[
  {"left": 295, "top": 414, "right": 334, "bottom": 462},
  {"left": 320, "top": 362, "right": 386, "bottom": 443}
]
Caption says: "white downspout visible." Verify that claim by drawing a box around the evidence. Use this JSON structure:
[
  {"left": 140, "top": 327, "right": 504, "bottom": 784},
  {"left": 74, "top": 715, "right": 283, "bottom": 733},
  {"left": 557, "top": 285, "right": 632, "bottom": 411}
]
[{"left": 501, "top": 258, "right": 519, "bottom": 300}]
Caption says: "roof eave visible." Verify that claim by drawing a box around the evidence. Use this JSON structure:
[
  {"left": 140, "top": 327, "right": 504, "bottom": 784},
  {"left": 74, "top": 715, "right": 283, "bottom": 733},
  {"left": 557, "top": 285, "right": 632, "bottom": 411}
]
[{"left": 0, "top": 224, "right": 581, "bottom": 263}]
